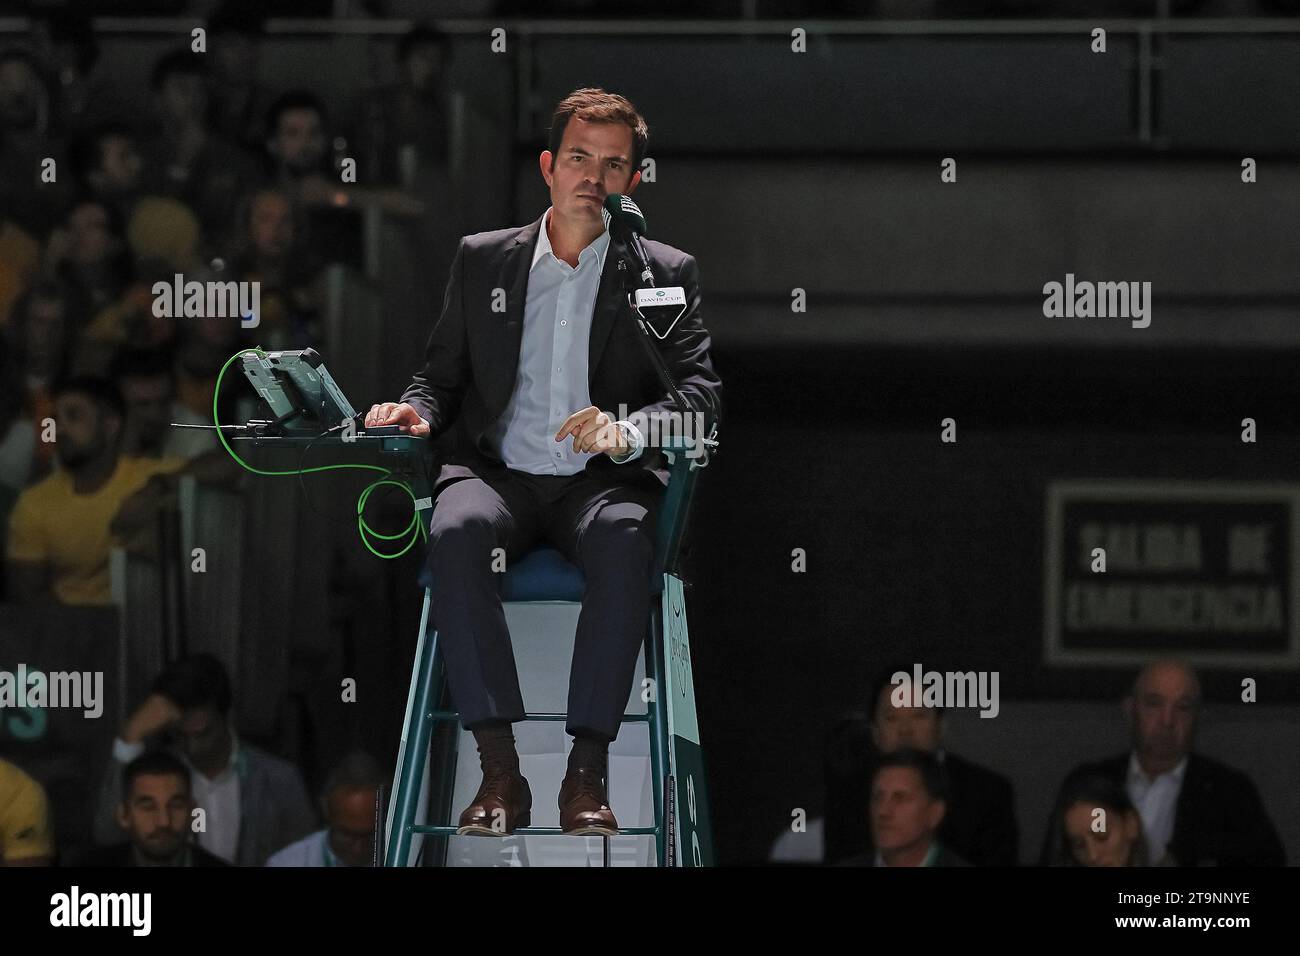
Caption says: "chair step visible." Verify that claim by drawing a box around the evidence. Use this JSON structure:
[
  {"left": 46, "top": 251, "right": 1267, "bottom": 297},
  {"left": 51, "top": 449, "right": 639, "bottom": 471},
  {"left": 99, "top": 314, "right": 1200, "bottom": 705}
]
[
  {"left": 410, "top": 824, "right": 659, "bottom": 836},
  {"left": 426, "top": 710, "right": 651, "bottom": 723}
]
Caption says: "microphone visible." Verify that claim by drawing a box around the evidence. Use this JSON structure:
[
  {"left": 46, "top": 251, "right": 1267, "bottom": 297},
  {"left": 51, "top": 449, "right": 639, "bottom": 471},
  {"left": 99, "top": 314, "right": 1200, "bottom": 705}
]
[{"left": 602, "top": 194, "right": 655, "bottom": 287}]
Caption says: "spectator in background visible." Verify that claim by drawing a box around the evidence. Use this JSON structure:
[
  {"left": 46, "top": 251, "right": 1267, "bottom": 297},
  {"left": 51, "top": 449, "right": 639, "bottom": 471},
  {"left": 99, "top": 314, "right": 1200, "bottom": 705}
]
[
  {"left": 75, "top": 196, "right": 203, "bottom": 375},
  {"left": 1047, "top": 772, "right": 1173, "bottom": 867},
  {"left": 0, "top": 350, "right": 35, "bottom": 596},
  {"left": 838, "top": 749, "right": 970, "bottom": 867},
  {"left": 0, "top": 349, "right": 35, "bottom": 497},
  {"left": 3, "top": 377, "right": 187, "bottom": 605},
  {"left": 67, "top": 123, "right": 145, "bottom": 224},
  {"left": 94, "top": 654, "right": 317, "bottom": 866},
  {"left": 80, "top": 751, "right": 227, "bottom": 867},
  {"left": 268, "top": 751, "right": 385, "bottom": 867},
  {"left": 823, "top": 663, "right": 1019, "bottom": 866},
  {"left": 112, "top": 347, "right": 217, "bottom": 460},
  {"left": 228, "top": 188, "right": 322, "bottom": 350},
  {"left": 0, "top": 757, "right": 55, "bottom": 866},
  {"left": 42, "top": 198, "right": 133, "bottom": 323},
  {"left": 0, "top": 48, "right": 66, "bottom": 234},
  {"left": 265, "top": 89, "right": 424, "bottom": 240},
  {"left": 3, "top": 281, "right": 75, "bottom": 482},
  {"left": 0, "top": 214, "right": 42, "bottom": 328},
  {"left": 207, "top": 6, "right": 275, "bottom": 154},
  {"left": 145, "top": 49, "right": 260, "bottom": 245},
  {"left": 264, "top": 89, "right": 333, "bottom": 196},
  {"left": 31, "top": 12, "right": 131, "bottom": 137},
  {"left": 352, "top": 23, "right": 451, "bottom": 188},
  {"left": 1040, "top": 659, "right": 1285, "bottom": 867},
  {"left": 0, "top": 48, "right": 51, "bottom": 143}
]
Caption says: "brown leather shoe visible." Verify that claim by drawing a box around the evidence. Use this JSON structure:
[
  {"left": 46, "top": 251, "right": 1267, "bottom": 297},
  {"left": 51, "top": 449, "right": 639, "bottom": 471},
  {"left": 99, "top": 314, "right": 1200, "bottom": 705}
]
[
  {"left": 456, "top": 762, "right": 531, "bottom": 836},
  {"left": 559, "top": 767, "right": 619, "bottom": 836}
]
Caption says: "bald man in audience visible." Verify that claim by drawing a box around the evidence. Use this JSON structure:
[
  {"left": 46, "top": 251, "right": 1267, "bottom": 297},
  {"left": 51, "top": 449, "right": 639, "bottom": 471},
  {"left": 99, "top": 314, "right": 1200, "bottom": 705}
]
[
  {"left": 267, "top": 752, "right": 384, "bottom": 867},
  {"left": 1040, "top": 659, "right": 1284, "bottom": 867}
]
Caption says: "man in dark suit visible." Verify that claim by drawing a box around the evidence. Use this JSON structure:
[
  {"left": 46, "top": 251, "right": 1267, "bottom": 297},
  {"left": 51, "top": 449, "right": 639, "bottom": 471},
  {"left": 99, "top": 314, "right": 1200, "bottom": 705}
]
[
  {"left": 824, "top": 664, "right": 1019, "bottom": 865},
  {"left": 836, "top": 749, "right": 971, "bottom": 867},
  {"left": 81, "top": 751, "right": 228, "bottom": 867},
  {"left": 365, "top": 88, "right": 721, "bottom": 836},
  {"left": 1040, "top": 659, "right": 1285, "bottom": 867},
  {"left": 93, "top": 654, "right": 317, "bottom": 865}
]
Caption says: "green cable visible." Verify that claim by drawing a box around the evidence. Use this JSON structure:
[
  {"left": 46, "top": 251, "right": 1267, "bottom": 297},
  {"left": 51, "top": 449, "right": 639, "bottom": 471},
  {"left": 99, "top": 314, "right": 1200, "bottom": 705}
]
[{"left": 213, "top": 347, "right": 427, "bottom": 559}]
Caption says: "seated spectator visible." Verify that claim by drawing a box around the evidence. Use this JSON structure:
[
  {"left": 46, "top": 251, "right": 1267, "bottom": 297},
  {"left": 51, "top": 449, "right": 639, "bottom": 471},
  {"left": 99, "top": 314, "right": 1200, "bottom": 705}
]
[
  {"left": 264, "top": 89, "right": 423, "bottom": 241},
  {"left": 0, "top": 756, "right": 55, "bottom": 866},
  {"left": 207, "top": 7, "right": 275, "bottom": 154},
  {"left": 67, "top": 123, "right": 145, "bottom": 224},
  {"left": 837, "top": 749, "right": 970, "bottom": 867},
  {"left": 0, "top": 215, "right": 41, "bottom": 327},
  {"left": 1048, "top": 772, "right": 1172, "bottom": 867},
  {"left": 263, "top": 89, "right": 332, "bottom": 200},
  {"left": 1040, "top": 659, "right": 1285, "bottom": 867},
  {"left": 30, "top": 11, "right": 132, "bottom": 136},
  {"left": 2, "top": 280, "right": 75, "bottom": 483},
  {"left": 112, "top": 347, "right": 216, "bottom": 460},
  {"left": 228, "top": 188, "right": 322, "bottom": 349},
  {"left": 77, "top": 197, "right": 202, "bottom": 372},
  {"left": 824, "top": 663, "right": 1018, "bottom": 865},
  {"left": 0, "top": 350, "right": 34, "bottom": 500},
  {"left": 79, "top": 751, "right": 227, "bottom": 867},
  {"left": 94, "top": 654, "right": 317, "bottom": 866},
  {"left": 350, "top": 24, "right": 451, "bottom": 187},
  {"left": 4, "top": 377, "right": 187, "bottom": 606},
  {"left": 144, "top": 49, "right": 260, "bottom": 245},
  {"left": 0, "top": 48, "right": 67, "bottom": 233},
  {"left": 43, "top": 198, "right": 133, "bottom": 323},
  {"left": 268, "top": 752, "right": 385, "bottom": 867}
]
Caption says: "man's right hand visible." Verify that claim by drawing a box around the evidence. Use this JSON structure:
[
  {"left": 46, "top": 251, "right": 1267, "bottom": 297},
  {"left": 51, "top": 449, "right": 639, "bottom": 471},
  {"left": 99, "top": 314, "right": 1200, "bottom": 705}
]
[
  {"left": 122, "top": 693, "right": 182, "bottom": 745},
  {"left": 364, "top": 402, "right": 431, "bottom": 437}
]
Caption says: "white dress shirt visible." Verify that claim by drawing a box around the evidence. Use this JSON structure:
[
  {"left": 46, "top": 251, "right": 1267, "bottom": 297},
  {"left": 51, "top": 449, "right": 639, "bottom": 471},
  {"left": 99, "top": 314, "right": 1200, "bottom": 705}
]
[
  {"left": 487, "top": 207, "right": 643, "bottom": 473},
  {"left": 188, "top": 733, "right": 242, "bottom": 863},
  {"left": 1126, "top": 752, "right": 1188, "bottom": 863}
]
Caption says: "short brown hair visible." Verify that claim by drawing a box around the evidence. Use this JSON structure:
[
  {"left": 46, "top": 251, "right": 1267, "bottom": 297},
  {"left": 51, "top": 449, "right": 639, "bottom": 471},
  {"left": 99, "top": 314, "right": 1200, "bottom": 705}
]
[{"left": 547, "top": 87, "right": 648, "bottom": 174}]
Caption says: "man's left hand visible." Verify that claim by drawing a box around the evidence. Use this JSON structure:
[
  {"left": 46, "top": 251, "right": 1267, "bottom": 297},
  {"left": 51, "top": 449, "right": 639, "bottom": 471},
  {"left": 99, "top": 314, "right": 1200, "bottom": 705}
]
[{"left": 556, "top": 406, "right": 627, "bottom": 457}]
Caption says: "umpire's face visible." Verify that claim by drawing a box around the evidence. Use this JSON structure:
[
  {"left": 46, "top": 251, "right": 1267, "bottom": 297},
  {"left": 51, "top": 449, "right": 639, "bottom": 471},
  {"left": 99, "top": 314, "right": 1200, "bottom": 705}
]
[{"left": 540, "top": 117, "right": 641, "bottom": 231}]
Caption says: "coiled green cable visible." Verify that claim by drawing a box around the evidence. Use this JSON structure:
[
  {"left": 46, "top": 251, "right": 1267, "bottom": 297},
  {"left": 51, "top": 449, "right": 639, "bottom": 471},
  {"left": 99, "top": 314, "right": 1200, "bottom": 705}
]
[{"left": 213, "top": 347, "right": 426, "bottom": 558}]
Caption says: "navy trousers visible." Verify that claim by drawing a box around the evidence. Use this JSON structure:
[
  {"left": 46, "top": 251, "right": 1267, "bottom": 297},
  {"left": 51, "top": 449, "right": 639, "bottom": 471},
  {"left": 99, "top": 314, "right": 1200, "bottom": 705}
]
[{"left": 425, "top": 468, "right": 660, "bottom": 740}]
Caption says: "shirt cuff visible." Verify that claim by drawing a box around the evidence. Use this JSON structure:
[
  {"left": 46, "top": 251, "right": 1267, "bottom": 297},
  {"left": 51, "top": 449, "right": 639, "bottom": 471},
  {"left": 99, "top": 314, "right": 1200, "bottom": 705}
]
[
  {"left": 608, "top": 419, "right": 645, "bottom": 464},
  {"left": 113, "top": 737, "right": 146, "bottom": 764}
]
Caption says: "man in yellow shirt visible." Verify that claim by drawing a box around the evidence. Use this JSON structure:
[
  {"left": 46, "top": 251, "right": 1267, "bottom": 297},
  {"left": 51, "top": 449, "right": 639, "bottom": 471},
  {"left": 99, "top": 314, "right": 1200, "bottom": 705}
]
[
  {"left": 5, "top": 377, "right": 187, "bottom": 606},
  {"left": 0, "top": 757, "right": 54, "bottom": 865}
]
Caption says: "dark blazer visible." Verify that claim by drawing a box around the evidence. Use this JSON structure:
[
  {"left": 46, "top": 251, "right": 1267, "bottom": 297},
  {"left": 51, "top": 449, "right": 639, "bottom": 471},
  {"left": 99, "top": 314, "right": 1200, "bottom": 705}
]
[
  {"left": 93, "top": 742, "right": 318, "bottom": 867},
  {"left": 75, "top": 841, "right": 230, "bottom": 867},
  {"left": 1039, "top": 752, "right": 1286, "bottom": 867},
  {"left": 400, "top": 212, "right": 723, "bottom": 495},
  {"left": 825, "top": 747, "right": 1020, "bottom": 867},
  {"left": 835, "top": 843, "right": 972, "bottom": 867}
]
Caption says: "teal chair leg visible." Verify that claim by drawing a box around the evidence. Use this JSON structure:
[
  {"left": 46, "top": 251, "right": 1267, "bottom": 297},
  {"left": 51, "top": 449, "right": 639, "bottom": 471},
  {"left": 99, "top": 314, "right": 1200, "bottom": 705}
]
[
  {"left": 646, "top": 597, "right": 673, "bottom": 866},
  {"left": 385, "top": 589, "right": 441, "bottom": 867}
]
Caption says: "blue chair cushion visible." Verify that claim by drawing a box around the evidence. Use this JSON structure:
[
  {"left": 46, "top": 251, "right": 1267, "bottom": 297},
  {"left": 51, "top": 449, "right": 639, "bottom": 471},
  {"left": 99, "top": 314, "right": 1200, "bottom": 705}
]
[{"left": 417, "top": 545, "right": 587, "bottom": 602}]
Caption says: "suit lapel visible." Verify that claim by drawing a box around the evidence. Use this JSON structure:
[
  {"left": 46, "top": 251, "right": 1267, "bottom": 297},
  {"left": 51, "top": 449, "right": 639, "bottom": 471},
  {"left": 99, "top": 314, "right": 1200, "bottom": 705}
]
[
  {"left": 495, "top": 217, "right": 542, "bottom": 414},
  {"left": 499, "top": 214, "right": 630, "bottom": 405},
  {"left": 1171, "top": 754, "right": 1200, "bottom": 858},
  {"left": 589, "top": 237, "right": 631, "bottom": 390}
]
